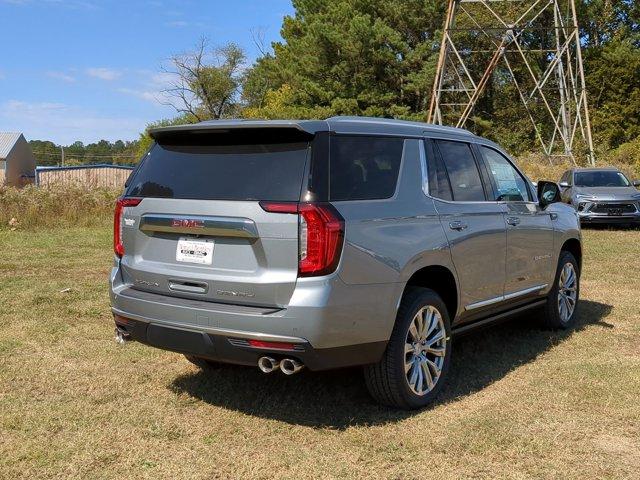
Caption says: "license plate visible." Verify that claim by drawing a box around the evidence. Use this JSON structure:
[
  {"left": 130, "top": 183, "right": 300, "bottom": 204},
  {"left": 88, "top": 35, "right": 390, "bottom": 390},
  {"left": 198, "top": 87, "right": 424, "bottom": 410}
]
[
  {"left": 176, "top": 237, "right": 214, "bottom": 265},
  {"left": 608, "top": 208, "right": 622, "bottom": 216}
]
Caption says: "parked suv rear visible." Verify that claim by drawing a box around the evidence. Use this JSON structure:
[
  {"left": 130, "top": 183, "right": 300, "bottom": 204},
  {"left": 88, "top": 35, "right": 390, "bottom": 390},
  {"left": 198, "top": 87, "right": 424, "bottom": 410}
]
[{"left": 110, "top": 116, "right": 582, "bottom": 409}]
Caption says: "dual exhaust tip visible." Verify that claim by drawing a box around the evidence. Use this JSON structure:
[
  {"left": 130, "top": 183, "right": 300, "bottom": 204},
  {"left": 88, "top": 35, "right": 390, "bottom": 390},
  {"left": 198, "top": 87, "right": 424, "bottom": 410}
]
[{"left": 258, "top": 356, "right": 304, "bottom": 375}]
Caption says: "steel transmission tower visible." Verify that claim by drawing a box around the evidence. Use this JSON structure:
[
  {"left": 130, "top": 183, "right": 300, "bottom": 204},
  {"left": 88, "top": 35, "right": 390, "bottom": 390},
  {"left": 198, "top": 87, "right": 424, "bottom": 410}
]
[{"left": 427, "top": 0, "right": 596, "bottom": 165}]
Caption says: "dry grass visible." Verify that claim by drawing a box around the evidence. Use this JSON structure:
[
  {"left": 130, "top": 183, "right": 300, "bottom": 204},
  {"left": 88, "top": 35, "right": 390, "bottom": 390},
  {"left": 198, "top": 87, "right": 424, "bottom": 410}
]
[
  {"left": 0, "top": 185, "right": 119, "bottom": 229},
  {"left": 1, "top": 226, "right": 639, "bottom": 479}
]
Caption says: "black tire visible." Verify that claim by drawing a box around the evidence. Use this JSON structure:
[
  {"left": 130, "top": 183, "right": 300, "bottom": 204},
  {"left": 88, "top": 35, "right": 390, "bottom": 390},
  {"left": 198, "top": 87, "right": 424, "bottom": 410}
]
[
  {"left": 364, "top": 287, "right": 452, "bottom": 409},
  {"left": 183, "top": 355, "right": 219, "bottom": 370},
  {"left": 542, "top": 250, "right": 580, "bottom": 329}
]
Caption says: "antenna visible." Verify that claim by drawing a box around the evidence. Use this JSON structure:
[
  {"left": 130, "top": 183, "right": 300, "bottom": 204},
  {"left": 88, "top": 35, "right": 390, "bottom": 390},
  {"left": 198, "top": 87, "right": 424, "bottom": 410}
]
[{"left": 427, "top": 0, "right": 596, "bottom": 165}]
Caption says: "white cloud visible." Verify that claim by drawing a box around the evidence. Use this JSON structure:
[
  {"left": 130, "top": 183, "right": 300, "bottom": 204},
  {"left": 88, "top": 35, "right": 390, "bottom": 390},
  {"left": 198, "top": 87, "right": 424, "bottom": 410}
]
[
  {"left": 0, "top": 99, "right": 146, "bottom": 144},
  {"left": 117, "top": 88, "right": 158, "bottom": 104},
  {"left": 86, "top": 67, "right": 121, "bottom": 81},
  {"left": 166, "top": 20, "right": 189, "bottom": 27},
  {"left": 46, "top": 71, "right": 76, "bottom": 83}
]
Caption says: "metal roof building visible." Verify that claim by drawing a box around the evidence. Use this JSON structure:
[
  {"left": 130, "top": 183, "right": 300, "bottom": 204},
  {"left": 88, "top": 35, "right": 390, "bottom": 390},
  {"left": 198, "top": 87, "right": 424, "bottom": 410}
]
[{"left": 0, "top": 132, "right": 36, "bottom": 187}]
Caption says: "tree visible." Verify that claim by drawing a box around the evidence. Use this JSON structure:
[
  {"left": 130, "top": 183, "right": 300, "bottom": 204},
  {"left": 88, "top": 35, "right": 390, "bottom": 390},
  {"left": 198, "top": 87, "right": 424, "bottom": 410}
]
[
  {"left": 242, "top": 0, "right": 446, "bottom": 120},
  {"left": 163, "top": 39, "right": 246, "bottom": 121}
]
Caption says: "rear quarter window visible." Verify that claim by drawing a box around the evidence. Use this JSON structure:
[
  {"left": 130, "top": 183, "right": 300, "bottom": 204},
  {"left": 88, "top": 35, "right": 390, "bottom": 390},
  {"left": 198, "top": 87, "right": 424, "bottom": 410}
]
[{"left": 329, "top": 136, "right": 403, "bottom": 201}]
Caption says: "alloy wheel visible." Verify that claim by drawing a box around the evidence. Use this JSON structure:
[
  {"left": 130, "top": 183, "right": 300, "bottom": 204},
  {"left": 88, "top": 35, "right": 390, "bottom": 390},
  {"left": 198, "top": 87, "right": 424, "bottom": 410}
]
[
  {"left": 557, "top": 262, "right": 578, "bottom": 322},
  {"left": 404, "top": 305, "right": 447, "bottom": 396}
]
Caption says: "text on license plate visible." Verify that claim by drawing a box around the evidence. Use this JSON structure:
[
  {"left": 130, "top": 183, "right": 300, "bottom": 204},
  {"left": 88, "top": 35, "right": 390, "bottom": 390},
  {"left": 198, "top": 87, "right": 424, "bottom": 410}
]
[{"left": 176, "top": 237, "right": 214, "bottom": 265}]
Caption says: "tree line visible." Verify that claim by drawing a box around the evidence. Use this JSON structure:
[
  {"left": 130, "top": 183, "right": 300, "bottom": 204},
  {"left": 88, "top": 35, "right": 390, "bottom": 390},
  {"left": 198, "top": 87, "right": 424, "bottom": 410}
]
[{"left": 32, "top": 0, "right": 640, "bottom": 168}]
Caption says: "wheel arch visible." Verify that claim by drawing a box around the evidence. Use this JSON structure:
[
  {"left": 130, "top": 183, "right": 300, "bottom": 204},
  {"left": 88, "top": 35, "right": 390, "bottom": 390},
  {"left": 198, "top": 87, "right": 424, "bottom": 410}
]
[
  {"left": 560, "top": 237, "right": 582, "bottom": 271},
  {"left": 402, "top": 265, "right": 459, "bottom": 321}
]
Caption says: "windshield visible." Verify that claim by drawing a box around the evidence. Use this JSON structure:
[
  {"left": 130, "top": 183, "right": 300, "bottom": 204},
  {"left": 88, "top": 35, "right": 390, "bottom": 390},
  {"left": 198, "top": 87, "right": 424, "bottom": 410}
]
[{"left": 574, "top": 171, "right": 630, "bottom": 188}]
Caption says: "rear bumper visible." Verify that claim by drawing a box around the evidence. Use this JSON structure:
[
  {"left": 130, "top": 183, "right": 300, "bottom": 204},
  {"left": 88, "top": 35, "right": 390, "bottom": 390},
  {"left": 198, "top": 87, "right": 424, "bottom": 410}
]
[
  {"left": 113, "top": 314, "right": 385, "bottom": 371},
  {"left": 110, "top": 266, "right": 396, "bottom": 370}
]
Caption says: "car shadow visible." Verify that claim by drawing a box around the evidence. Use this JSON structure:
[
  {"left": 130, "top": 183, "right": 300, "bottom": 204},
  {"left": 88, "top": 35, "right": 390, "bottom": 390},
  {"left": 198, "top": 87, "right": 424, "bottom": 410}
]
[{"left": 169, "top": 300, "right": 613, "bottom": 429}]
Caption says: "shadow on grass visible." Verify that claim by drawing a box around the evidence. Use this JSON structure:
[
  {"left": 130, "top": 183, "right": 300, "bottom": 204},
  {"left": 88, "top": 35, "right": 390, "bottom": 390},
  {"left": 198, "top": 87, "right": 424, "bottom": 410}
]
[{"left": 170, "top": 300, "right": 612, "bottom": 429}]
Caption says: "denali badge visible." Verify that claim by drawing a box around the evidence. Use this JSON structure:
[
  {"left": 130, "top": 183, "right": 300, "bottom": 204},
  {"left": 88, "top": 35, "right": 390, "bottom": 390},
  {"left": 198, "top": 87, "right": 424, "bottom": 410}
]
[
  {"left": 124, "top": 218, "right": 136, "bottom": 227},
  {"left": 172, "top": 219, "right": 205, "bottom": 229},
  {"left": 216, "top": 289, "right": 255, "bottom": 298},
  {"left": 135, "top": 279, "right": 159, "bottom": 287}
]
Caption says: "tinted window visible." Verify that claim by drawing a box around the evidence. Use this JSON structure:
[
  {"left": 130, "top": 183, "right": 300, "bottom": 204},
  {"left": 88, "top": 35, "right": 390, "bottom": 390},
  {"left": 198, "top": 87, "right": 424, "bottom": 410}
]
[
  {"left": 574, "top": 170, "right": 630, "bottom": 187},
  {"left": 425, "top": 141, "right": 453, "bottom": 200},
  {"left": 436, "top": 140, "right": 485, "bottom": 201},
  {"left": 482, "top": 147, "right": 531, "bottom": 201},
  {"left": 329, "top": 136, "right": 403, "bottom": 201},
  {"left": 127, "top": 141, "right": 309, "bottom": 201}
]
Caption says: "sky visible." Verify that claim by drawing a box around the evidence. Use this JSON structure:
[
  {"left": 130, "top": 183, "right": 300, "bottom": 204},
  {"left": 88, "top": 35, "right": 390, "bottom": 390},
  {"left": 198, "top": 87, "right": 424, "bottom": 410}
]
[{"left": 0, "top": 0, "right": 294, "bottom": 145}]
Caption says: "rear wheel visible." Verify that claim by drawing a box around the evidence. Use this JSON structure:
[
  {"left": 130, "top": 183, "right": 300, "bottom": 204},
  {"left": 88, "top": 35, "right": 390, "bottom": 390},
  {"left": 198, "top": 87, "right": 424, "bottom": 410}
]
[
  {"left": 542, "top": 251, "right": 580, "bottom": 329},
  {"left": 183, "top": 355, "right": 218, "bottom": 370},
  {"left": 364, "top": 288, "right": 452, "bottom": 409}
]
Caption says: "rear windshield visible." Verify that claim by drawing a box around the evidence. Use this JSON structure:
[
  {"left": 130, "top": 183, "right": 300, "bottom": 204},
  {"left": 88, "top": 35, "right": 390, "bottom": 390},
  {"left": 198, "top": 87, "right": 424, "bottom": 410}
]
[
  {"left": 574, "top": 170, "right": 630, "bottom": 188},
  {"left": 127, "top": 134, "right": 310, "bottom": 201}
]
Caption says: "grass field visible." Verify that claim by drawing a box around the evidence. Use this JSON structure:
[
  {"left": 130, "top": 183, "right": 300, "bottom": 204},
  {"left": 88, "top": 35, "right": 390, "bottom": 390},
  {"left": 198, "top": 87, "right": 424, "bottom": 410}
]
[{"left": 1, "top": 226, "right": 639, "bottom": 479}]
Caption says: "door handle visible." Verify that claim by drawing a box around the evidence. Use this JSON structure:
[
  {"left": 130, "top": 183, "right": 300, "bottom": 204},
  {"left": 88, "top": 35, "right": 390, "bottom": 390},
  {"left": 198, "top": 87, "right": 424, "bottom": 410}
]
[
  {"left": 449, "top": 220, "right": 468, "bottom": 231},
  {"left": 506, "top": 216, "right": 521, "bottom": 226}
]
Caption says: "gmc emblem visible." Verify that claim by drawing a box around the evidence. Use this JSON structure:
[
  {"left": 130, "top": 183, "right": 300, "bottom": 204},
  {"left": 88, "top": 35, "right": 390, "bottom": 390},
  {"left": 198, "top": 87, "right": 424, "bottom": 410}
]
[{"left": 172, "top": 219, "right": 205, "bottom": 228}]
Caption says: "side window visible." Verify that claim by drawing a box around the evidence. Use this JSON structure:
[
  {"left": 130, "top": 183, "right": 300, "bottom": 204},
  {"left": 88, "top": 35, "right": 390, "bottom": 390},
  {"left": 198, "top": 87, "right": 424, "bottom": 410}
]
[
  {"left": 425, "top": 140, "right": 453, "bottom": 201},
  {"left": 481, "top": 147, "right": 531, "bottom": 202},
  {"left": 435, "top": 140, "right": 486, "bottom": 202},
  {"left": 329, "top": 136, "right": 403, "bottom": 201}
]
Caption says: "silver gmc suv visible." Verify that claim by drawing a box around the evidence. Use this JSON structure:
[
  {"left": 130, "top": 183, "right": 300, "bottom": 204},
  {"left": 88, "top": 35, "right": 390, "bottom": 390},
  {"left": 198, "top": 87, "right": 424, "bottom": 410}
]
[{"left": 110, "top": 116, "right": 582, "bottom": 409}]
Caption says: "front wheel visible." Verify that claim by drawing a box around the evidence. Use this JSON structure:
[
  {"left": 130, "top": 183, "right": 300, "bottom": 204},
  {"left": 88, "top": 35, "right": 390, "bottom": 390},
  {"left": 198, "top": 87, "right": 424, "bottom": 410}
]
[
  {"left": 542, "top": 251, "right": 580, "bottom": 329},
  {"left": 364, "top": 288, "right": 452, "bottom": 409}
]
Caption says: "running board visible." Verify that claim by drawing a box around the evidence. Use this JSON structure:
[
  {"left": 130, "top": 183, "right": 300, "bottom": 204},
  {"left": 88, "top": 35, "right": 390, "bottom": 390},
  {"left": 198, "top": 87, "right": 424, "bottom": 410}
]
[{"left": 452, "top": 299, "right": 546, "bottom": 336}]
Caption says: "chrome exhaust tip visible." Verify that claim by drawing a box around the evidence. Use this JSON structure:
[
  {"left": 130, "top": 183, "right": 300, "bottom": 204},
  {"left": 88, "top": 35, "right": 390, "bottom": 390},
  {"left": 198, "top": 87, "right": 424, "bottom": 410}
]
[
  {"left": 258, "top": 356, "right": 280, "bottom": 374},
  {"left": 114, "top": 326, "right": 130, "bottom": 344},
  {"left": 280, "top": 358, "right": 304, "bottom": 375}
]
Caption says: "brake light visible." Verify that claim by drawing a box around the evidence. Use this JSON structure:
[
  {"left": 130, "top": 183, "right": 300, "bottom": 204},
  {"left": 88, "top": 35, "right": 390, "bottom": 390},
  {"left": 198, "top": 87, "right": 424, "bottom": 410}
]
[
  {"left": 259, "top": 202, "right": 345, "bottom": 277},
  {"left": 114, "top": 197, "right": 141, "bottom": 257}
]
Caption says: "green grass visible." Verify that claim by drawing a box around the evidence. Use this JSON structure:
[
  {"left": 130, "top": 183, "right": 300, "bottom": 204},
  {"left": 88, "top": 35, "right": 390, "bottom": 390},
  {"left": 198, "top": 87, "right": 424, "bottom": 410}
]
[{"left": 1, "top": 226, "right": 639, "bottom": 479}]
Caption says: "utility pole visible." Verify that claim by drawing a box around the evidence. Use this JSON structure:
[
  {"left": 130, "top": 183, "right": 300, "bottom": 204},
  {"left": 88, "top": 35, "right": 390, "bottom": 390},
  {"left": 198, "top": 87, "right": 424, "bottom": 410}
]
[
  {"left": 428, "top": 0, "right": 596, "bottom": 166},
  {"left": 60, "top": 145, "right": 65, "bottom": 167}
]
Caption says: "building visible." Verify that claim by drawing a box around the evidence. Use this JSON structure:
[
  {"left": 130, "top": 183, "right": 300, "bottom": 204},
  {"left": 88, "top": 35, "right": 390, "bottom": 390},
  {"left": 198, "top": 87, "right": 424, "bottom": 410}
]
[{"left": 0, "top": 132, "right": 36, "bottom": 187}]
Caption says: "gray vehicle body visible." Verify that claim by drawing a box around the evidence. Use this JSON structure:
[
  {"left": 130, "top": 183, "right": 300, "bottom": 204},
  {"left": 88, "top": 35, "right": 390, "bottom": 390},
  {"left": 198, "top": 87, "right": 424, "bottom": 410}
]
[
  {"left": 110, "top": 116, "right": 581, "bottom": 370},
  {"left": 560, "top": 167, "right": 640, "bottom": 224}
]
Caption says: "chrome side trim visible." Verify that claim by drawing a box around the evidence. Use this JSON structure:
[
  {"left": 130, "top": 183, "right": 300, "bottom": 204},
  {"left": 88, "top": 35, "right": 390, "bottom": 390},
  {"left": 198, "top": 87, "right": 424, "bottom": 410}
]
[
  {"left": 139, "top": 214, "right": 258, "bottom": 238},
  {"left": 504, "top": 284, "right": 548, "bottom": 300},
  {"left": 465, "top": 295, "right": 504, "bottom": 311},
  {"left": 465, "top": 284, "right": 548, "bottom": 311}
]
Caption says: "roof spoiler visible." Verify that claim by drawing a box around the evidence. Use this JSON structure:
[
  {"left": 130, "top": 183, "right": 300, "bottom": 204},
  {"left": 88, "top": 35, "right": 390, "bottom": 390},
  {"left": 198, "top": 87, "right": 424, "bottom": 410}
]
[{"left": 149, "top": 119, "right": 328, "bottom": 141}]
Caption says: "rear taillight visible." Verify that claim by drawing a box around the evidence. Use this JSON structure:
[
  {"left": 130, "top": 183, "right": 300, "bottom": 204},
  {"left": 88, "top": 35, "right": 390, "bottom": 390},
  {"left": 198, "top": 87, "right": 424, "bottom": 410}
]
[
  {"left": 114, "top": 197, "right": 141, "bottom": 257},
  {"left": 260, "top": 202, "right": 345, "bottom": 277}
]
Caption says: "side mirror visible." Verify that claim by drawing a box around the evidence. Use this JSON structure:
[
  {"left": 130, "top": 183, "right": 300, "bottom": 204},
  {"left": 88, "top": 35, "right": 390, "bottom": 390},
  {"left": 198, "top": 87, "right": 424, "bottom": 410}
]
[
  {"left": 633, "top": 180, "right": 640, "bottom": 188},
  {"left": 537, "top": 181, "right": 562, "bottom": 209},
  {"left": 559, "top": 181, "right": 570, "bottom": 189}
]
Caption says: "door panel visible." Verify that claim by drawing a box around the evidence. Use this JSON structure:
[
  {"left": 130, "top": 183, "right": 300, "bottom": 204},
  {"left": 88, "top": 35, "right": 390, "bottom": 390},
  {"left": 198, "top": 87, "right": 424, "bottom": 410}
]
[
  {"left": 434, "top": 200, "right": 507, "bottom": 311},
  {"left": 504, "top": 203, "right": 554, "bottom": 293}
]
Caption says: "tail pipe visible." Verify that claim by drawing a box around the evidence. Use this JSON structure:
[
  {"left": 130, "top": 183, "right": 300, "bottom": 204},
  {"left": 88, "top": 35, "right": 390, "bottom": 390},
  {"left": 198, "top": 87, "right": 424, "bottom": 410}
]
[
  {"left": 258, "top": 356, "right": 280, "bottom": 373},
  {"left": 280, "top": 358, "right": 304, "bottom": 375},
  {"left": 114, "top": 326, "right": 131, "bottom": 344}
]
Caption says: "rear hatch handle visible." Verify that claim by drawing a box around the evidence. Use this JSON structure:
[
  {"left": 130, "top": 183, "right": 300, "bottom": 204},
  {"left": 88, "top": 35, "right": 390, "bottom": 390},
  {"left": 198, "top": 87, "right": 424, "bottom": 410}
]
[
  {"left": 139, "top": 214, "right": 259, "bottom": 239},
  {"left": 168, "top": 279, "right": 209, "bottom": 294}
]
